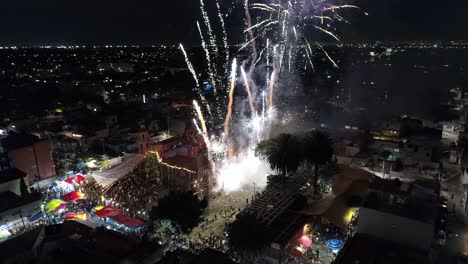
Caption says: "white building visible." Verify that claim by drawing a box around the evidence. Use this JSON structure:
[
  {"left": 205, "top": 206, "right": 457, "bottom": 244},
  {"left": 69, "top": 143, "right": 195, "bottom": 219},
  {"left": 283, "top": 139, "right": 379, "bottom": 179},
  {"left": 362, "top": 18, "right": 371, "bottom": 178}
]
[{"left": 442, "top": 122, "right": 465, "bottom": 145}]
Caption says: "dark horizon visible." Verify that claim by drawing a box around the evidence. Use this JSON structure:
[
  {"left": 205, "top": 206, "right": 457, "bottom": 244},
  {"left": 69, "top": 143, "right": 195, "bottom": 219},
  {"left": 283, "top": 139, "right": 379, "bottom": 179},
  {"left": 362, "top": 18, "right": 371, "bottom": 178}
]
[{"left": 0, "top": 0, "right": 466, "bottom": 46}]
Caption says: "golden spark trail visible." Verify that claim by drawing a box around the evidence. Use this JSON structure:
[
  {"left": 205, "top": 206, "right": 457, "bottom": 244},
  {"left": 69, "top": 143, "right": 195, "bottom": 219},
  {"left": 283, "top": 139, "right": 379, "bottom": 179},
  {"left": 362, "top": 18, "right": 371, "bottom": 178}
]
[
  {"left": 224, "top": 59, "right": 237, "bottom": 159},
  {"left": 240, "top": 66, "right": 256, "bottom": 114},
  {"left": 193, "top": 100, "right": 208, "bottom": 134},
  {"left": 268, "top": 64, "right": 277, "bottom": 109},
  {"left": 224, "top": 59, "right": 237, "bottom": 136}
]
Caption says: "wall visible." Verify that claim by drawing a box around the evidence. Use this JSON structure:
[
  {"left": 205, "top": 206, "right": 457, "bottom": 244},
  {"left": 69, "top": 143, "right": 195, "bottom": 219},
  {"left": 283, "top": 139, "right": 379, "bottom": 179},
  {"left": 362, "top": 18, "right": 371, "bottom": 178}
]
[
  {"left": 0, "top": 178, "right": 21, "bottom": 196},
  {"left": 9, "top": 147, "right": 36, "bottom": 184},
  {"left": 34, "top": 140, "right": 55, "bottom": 181},
  {"left": 357, "top": 207, "right": 434, "bottom": 250},
  {"left": 129, "top": 131, "right": 149, "bottom": 154},
  {"left": 8, "top": 140, "right": 55, "bottom": 184},
  {"left": 0, "top": 198, "right": 42, "bottom": 227}
]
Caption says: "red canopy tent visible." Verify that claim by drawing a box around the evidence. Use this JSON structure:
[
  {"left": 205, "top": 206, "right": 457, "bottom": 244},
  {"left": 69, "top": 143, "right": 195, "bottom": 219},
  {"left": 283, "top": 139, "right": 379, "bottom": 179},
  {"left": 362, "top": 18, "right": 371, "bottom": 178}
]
[
  {"left": 109, "top": 214, "right": 145, "bottom": 228},
  {"left": 61, "top": 191, "right": 85, "bottom": 201},
  {"left": 291, "top": 235, "right": 313, "bottom": 257},
  {"left": 65, "top": 174, "right": 86, "bottom": 184},
  {"left": 94, "top": 206, "right": 121, "bottom": 218}
]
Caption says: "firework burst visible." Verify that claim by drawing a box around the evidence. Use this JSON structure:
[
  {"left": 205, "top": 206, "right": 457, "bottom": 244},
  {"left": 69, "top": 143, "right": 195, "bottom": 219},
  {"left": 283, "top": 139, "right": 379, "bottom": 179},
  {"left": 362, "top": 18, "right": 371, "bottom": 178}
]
[{"left": 178, "top": 0, "right": 361, "bottom": 191}]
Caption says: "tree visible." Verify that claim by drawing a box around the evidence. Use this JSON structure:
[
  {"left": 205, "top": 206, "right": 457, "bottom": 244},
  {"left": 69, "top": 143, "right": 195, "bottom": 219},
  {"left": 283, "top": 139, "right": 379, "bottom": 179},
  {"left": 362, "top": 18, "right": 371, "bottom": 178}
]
[
  {"left": 393, "top": 158, "right": 403, "bottom": 172},
  {"left": 227, "top": 213, "right": 270, "bottom": 263},
  {"left": 320, "top": 159, "right": 342, "bottom": 185},
  {"left": 152, "top": 219, "right": 179, "bottom": 241},
  {"left": 302, "top": 130, "right": 333, "bottom": 193},
  {"left": 255, "top": 133, "right": 302, "bottom": 180},
  {"left": 81, "top": 178, "right": 102, "bottom": 205},
  {"left": 144, "top": 152, "right": 161, "bottom": 185},
  {"left": 153, "top": 190, "right": 205, "bottom": 232}
]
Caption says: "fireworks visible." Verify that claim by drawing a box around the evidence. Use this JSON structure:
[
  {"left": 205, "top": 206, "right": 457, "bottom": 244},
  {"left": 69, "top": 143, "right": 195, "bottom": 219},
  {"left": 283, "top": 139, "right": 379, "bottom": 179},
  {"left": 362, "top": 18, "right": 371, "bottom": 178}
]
[
  {"left": 224, "top": 58, "right": 237, "bottom": 142},
  {"left": 197, "top": 21, "right": 217, "bottom": 93},
  {"left": 240, "top": 66, "right": 256, "bottom": 115},
  {"left": 178, "top": 0, "right": 360, "bottom": 192}
]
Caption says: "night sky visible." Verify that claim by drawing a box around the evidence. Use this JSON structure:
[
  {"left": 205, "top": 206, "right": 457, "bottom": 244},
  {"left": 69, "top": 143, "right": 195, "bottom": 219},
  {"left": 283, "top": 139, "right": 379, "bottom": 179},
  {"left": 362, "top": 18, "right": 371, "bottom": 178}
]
[{"left": 0, "top": 0, "right": 465, "bottom": 46}]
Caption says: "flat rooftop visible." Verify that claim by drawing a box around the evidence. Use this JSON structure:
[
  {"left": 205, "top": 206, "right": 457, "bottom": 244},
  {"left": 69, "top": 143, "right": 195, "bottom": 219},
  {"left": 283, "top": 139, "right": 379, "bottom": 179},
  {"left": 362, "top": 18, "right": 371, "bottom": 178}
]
[
  {"left": 0, "top": 168, "right": 27, "bottom": 184},
  {"left": 333, "top": 234, "right": 430, "bottom": 264},
  {"left": 364, "top": 178, "right": 438, "bottom": 223}
]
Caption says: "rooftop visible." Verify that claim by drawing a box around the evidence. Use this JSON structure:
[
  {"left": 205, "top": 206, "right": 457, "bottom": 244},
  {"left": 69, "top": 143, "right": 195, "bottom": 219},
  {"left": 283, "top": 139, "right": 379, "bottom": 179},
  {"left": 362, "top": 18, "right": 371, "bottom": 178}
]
[
  {"left": 364, "top": 178, "right": 438, "bottom": 223},
  {"left": 240, "top": 179, "right": 311, "bottom": 245},
  {"left": 0, "top": 226, "right": 44, "bottom": 259},
  {"left": 3, "top": 133, "right": 38, "bottom": 150},
  {"left": 43, "top": 220, "right": 140, "bottom": 263},
  {"left": 0, "top": 190, "right": 42, "bottom": 214},
  {"left": 0, "top": 168, "right": 27, "bottom": 184},
  {"left": 158, "top": 248, "right": 235, "bottom": 264},
  {"left": 333, "top": 234, "right": 430, "bottom": 264},
  {"left": 0, "top": 191, "right": 22, "bottom": 213},
  {"left": 243, "top": 180, "right": 303, "bottom": 226}
]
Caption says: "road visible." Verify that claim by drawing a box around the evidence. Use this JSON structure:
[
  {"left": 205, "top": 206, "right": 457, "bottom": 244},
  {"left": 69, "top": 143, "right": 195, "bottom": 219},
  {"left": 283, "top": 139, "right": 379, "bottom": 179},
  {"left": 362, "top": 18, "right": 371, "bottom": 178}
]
[{"left": 438, "top": 160, "right": 468, "bottom": 262}]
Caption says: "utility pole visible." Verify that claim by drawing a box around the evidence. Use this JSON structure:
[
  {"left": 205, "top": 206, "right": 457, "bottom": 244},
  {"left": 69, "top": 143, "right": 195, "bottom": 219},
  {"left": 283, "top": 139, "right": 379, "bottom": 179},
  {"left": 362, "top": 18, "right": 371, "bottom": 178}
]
[{"left": 382, "top": 160, "right": 385, "bottom": 179}]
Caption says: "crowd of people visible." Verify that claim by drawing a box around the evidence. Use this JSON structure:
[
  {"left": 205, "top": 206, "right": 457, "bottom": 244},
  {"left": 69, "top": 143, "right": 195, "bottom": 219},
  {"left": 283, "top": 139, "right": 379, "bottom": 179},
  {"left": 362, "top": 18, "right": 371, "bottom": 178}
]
[
  {"left": 344, "top": 210, "right": 359, "bottom": 240},
  {"left": 105, "top": 170, "right": 158, "bottom": 217}
]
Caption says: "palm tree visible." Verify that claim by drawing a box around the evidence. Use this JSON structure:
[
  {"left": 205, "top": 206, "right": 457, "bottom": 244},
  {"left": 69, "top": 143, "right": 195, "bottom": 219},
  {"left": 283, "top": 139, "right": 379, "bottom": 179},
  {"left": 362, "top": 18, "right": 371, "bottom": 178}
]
[
  {"left": 302, "top": 130, "right": 333, "bottom": 193},
  {"left": 255, "top": 133, "right": 302, "bottom": 180}
]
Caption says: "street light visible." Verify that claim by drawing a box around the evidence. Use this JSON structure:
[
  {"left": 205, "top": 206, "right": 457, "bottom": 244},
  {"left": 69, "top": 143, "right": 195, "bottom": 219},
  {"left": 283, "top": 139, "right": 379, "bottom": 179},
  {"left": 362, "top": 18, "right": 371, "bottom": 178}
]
[{"left": 252, "top": 182, "right": 256, "bottom": 199}]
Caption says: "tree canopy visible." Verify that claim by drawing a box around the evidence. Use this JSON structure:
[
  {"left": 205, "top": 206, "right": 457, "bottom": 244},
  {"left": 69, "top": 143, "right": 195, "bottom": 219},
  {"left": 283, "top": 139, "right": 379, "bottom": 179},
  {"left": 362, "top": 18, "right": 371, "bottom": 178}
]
[
  {"left": 255, "top": 133, "right": 302, "bottom": 178},
  {"left": 256, "top": 130, "right": 334, "bottom": 193},
  {"left": 301, "top": 130, "right": 334, "bottom": 192},
  {"left": 152, "top": 190, "right": 205, "bottom": 232}
]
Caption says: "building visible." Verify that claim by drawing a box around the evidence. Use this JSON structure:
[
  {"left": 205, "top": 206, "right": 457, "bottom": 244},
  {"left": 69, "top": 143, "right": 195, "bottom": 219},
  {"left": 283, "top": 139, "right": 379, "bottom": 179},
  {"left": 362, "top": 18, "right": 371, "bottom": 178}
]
[
  {"left": 357, "top": 178, "right": 439, "bottom": 251},
  {"left": 4, "top": 133, "right": 55, "bottom": 184},
  {"left": 104, "top": 139, "right": 138, "bottom": 154},
  {"left": 333, "top": 234, "right": 431, "bottom": 264},
  {"left": 0, "top": 168, "right": 43, "bottom": 241},
  {"left": 442, "top": 121, "right": 465, "bottom": 145},
  {"left": 128, "top": 128, "right": 150, "bottom": 154},
  {"left": 334, "top": 138, "right": 361, "bottom": 166},
  {"left": 0, "top": 225, "right": 45, "bottom": 264},
  {"left": 158, "top": 248, "right": 236, "bottom": 264},
  {"left": 371, "top": 119, "right": 401, "bottom": 141},
  {"left": 0, "top": 130, "right": 12, "bottom": 172},
  {"left": 149, "top": 134, "right": 211, "bottom": 190},
  {"left": 1, "top": 220, "right": 144, "bottom": 264},
  {"left": 238, "top": 180, "right": 315, "bottom": 264}
]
